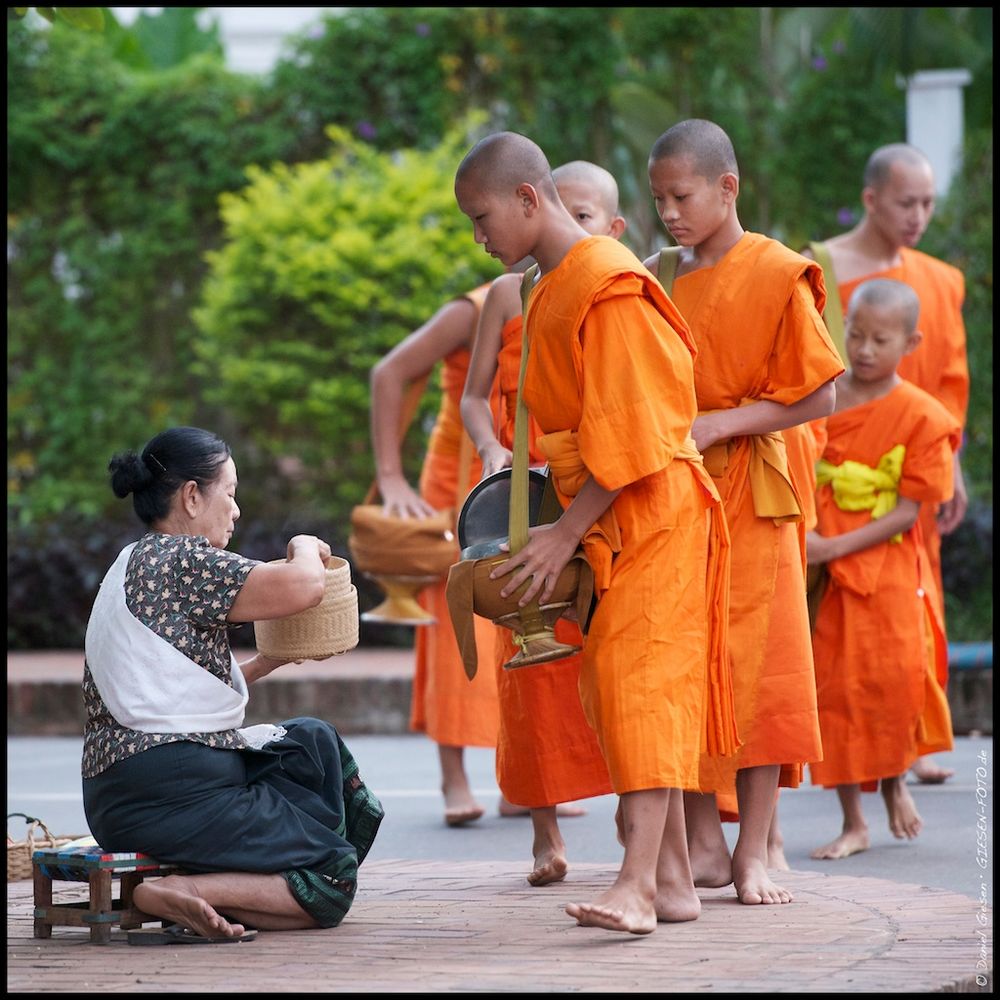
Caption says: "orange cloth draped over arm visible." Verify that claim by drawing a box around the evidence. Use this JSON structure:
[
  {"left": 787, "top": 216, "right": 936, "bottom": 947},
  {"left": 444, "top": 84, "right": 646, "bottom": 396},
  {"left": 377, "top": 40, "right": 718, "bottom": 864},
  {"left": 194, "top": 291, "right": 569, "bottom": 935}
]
[
  {"left": 523, "top": 236, "right": 737, "bottom": 793},
  {"left": 670, "top": 233, "right": 845, "bottom": 793},
  {"left": 809, "top": 382, "right": 959, "bottom": 788}
]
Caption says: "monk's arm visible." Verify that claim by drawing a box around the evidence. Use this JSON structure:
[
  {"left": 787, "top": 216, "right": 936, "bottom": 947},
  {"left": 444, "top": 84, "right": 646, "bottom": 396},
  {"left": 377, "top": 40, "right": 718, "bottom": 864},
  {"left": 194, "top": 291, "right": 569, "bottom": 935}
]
[
  {"left": 369, "top": 297, "right": 476, "bottom": 518},
  {"left": 937, "top": 452, "right": 968, "bottom": 535},
  {"left": 494, "top": 476, "right": 621, "bottom": 607},
  {"left": 692, "top": 379, "right": 836, "bottom": 453},
  {"left": 461, "top": 276, "right": 518, "bottom": 478},
  {"left": 805, "top": 496, "right": 920, "bottom": 565}
]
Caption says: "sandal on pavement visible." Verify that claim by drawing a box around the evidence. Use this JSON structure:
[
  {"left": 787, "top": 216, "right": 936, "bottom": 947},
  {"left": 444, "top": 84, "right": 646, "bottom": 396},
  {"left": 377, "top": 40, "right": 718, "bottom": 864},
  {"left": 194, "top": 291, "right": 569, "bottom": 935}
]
[{"left": 128, "top": 924, "right": 258, "bottom": 946}]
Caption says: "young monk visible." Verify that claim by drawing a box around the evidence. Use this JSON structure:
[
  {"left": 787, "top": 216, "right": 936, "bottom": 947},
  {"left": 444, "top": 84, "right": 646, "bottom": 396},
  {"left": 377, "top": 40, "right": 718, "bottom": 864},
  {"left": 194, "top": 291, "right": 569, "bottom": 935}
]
[
  {"left": 645, "top": 119, "right": 844, "bottom": 904},
  {"left": 455, "top": 131, "right": 737, "bottom": 934},
  {"left": 459, "top": 160, "right": 624, "bottom": 887},
  {"left": 808, "top": 143, "right": 969, "bottom": 786},
  {"left": 369, "top": 284, "right": 506, "bottom": 826},
  {"left": 807, "top": 278, "right": 960, "bottom": 858}
]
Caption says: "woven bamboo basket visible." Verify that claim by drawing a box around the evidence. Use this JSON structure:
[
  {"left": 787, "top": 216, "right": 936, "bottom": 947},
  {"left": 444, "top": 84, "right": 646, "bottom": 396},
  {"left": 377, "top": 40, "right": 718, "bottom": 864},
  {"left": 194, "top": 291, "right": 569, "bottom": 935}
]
[
  {"left": 7, "top": 813, "right": 84, "bottom": 882},
  {"left": 253, "top": 556, "right": 359, "bottom": 661}
]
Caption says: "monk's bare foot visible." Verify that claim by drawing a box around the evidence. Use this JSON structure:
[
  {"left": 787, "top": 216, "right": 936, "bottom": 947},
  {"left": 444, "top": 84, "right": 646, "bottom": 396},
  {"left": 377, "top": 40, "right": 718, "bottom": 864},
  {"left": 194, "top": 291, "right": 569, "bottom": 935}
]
[
  {"left": 882, "top": 777, "right": 923, "bottom": 839},
  {"left": 133, "top": 876, "right": 246, "bottom": 940},
  {"left": 910, "top": 757, "right": 954, "bottom": 785},
  {"left": 527, "top": 847, "right": 568, "bottom": 887},
  {"left": 653, "top": 882, "right": 701, "bottom": 923},
  {"left": 499, "top": 799, "right": 587, "bottom": 819},
  {"left": 566, "top": 885, "right": 657, "bottom": 935},
  {"left": 767, "top": 840, "right": 791, "bottom": 872},
  {"left": 810, "top": 826, "right": 871, "bottom": 859},
  {"left": 444, "top": 785, "right": 484, "bottom": 827},
  {"left": 732, "top": 854, "right": 792, "bottom": 905},
  {"left": 689, "top": 847, "right": 733, "bottom": 889}
]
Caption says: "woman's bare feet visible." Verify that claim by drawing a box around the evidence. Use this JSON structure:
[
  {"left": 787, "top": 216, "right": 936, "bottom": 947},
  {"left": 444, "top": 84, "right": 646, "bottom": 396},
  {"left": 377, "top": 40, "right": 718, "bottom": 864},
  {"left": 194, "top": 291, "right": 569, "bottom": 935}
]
[
  {"left": 566, "top": 882, "right": 658, "bottom": 935},
  {"left": 882, "top": 776, "right": 923, "bottom": 840},
  {"left": 133, "top": 876, "right": 246, "bottom": 940},
  {"left": 811, "top": 826, "right": 871, "bottom": 860},
  {"left": 732, "top": 852, "right": 793, "bottom": 904}
]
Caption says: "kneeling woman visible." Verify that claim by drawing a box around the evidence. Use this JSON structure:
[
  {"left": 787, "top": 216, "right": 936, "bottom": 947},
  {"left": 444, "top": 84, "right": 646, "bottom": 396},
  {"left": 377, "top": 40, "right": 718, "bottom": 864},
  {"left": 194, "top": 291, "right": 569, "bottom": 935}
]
[{"left": 82, "top": 426, "right": 383, "bottom": 940}]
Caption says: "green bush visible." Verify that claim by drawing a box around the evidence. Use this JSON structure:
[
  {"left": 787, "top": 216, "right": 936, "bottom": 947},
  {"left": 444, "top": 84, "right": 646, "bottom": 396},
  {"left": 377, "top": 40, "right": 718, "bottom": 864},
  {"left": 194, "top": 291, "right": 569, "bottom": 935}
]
[{"left": 192, "top": 124, "right": 502, "bottom": 525}]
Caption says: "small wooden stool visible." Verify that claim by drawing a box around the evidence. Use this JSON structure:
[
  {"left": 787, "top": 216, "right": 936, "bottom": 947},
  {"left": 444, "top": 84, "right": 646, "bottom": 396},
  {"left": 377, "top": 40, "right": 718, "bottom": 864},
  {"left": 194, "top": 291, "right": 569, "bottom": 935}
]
[{"left": 32, "top": 843, "right": 177, "bottom": 944}]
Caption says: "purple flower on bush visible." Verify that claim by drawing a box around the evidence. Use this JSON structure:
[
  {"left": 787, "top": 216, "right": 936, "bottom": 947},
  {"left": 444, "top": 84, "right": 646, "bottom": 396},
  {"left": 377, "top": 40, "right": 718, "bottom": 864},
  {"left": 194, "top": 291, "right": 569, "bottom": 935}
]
[
  {"left": 356, "top": 120, "right": 377, "bottom": 141},
  {"left": 415, "top": 22, "right": 431, "bottom": 37},
  {"left": 837, "top": 207, "right": 855, "bottom": 227},
  {"left": 812, "top": 54, "right": 827, "bottom": 71}
]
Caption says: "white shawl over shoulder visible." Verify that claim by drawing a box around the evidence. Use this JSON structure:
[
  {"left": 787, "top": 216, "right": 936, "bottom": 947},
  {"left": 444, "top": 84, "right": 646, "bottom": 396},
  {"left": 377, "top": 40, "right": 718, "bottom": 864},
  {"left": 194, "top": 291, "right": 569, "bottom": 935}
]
[{"left": 85, "top": 542, "right": 284, "bottom": 750}]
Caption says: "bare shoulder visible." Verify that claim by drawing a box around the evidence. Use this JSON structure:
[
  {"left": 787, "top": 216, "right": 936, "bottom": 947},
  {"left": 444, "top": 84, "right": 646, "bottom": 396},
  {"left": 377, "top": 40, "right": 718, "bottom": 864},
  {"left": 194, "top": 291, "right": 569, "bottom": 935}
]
[{"left": 485, "top": 271, "right": 527, "bottom": 312}]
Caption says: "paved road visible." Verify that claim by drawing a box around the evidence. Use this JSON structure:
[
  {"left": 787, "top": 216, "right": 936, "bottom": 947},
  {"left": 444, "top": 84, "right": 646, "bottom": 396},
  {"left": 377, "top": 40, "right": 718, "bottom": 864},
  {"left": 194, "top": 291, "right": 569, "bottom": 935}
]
[{"left": 7, "top": 733, "right": 993, "bottom": 901}]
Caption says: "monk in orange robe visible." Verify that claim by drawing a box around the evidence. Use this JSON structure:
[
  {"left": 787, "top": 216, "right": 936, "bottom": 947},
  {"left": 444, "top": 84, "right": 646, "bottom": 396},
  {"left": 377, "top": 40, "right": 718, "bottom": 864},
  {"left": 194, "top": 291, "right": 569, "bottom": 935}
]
[
  {"left": 808, "top": 143, "right": 969, "bottom": 785},
  {"left": 645, "top": 119, "right": 843, "bottom": 905},
  {"left": 456, "top": 131, "right": 736, "bottom": 935},
  {"left": 369, "top": 285, "right": 504, "bottom": 826},
  {"left": 460, "top": 161, "right": 622, "bottom": 887},
  {"left": 806, "top": 279, "right": 959, "bottom": 859}
]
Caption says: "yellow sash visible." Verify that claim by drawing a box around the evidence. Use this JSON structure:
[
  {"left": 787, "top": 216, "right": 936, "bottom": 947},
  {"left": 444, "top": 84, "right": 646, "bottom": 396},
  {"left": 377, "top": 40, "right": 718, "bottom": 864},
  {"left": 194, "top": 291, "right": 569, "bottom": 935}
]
[{"left": 816, "top": 444, "right": 906, "bottom": 542}]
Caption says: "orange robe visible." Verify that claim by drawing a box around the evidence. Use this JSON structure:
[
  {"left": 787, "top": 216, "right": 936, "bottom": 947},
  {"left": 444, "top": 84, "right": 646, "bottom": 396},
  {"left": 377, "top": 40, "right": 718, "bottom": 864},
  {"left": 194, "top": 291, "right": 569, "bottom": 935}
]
[
  {"left": 523, "top": 236, "right": 736, "bottom": 794},
  {"left": 836, "top": 247, "right": 968, "bottom": 606},
  {"left": 670, "top": 233, "right": 845, "bottom": 792},
  {"left": 410, "top": 286, "right": 501, "bottom": 748},
  {"left": 834, "top": 247, "right": 967, "bottom": 755},
  {"left": 492, "top": 314, "right": 612, "bottom": 807},
  {"left": 809, "top": 382, "right": 959, "bottom": 788}
]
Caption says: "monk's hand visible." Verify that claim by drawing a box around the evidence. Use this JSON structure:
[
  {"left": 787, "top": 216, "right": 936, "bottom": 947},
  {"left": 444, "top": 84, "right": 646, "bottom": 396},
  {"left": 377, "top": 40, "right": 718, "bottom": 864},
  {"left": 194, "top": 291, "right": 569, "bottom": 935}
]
[
  {"left": 937, "top": 463, "right": 968, "bottom": 536},
  {"left": 690, "top": 411, "right": 728, "bottom": 453},
  {"left": 491, "top": 522, "right": 578, "bottom": 607},
  {"left": 478, "top": 440, "right": 513, "bottom": 480},
  {"left": 377, "top": 475, "right": 438, "bottom": 519},
  {"left": 805, "top": 530, "right": 836, "bottom": 565}
]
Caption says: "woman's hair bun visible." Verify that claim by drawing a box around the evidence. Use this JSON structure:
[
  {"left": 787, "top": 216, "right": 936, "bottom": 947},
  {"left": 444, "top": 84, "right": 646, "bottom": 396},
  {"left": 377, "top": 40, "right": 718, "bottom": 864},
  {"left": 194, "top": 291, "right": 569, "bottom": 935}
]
[{"left": 108, "top": 450, "right": 154, "bottom": 498}]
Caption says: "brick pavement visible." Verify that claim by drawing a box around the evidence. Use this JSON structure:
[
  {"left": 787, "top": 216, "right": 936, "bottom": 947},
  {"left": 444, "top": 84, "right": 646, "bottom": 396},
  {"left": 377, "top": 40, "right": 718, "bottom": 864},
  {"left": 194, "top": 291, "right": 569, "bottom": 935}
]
[{"left": 6, "top": 861, "right": 992, "bottom": 993}]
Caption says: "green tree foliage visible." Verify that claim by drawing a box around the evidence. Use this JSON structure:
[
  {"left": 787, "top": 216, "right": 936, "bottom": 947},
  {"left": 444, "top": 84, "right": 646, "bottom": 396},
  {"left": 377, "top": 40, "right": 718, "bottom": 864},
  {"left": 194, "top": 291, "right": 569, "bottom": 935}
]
[
  {"left": 192, "top": 125, "right": 501, "bottom": 524},
  {"left": 6, "top": 7, "right": 992, "bottom": 646},
  {"left": 7, "top": 19, "right": 295, "bottom": 526}
]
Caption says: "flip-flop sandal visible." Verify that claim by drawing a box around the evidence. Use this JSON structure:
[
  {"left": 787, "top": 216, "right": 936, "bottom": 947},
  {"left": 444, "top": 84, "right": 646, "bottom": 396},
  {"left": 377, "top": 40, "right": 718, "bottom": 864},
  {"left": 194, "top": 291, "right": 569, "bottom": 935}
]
[{"left": 128, "top": 924, "right": 258, "bottom": 946}]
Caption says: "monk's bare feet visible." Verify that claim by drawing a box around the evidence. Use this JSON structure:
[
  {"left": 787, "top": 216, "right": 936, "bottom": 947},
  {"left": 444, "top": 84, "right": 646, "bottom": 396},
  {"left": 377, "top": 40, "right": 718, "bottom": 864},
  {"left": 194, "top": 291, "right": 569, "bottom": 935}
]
[
  {"left": 653, "top": 881, "right": 701, "bottom": 923},
  {"left": 133, "top": 876, "right": 246, "bottom": 940},
  {"left": 444, "top": 785, "right": 484, "bottom": 827},
  {"left": 732, "top": 853, "right": 792, "bottom": 905},
  {"left": 910, "top": 757, "right": 954, "bottom": 785},
  {"left": 527, "top": 846, "right": 568, "bottom": 887},
  {"left": 566, "top": 883, "right": 657, "bottom": 935},
  {"left": 811, "top": 826, "right": 871, "bottom": 860},
  {"left": 767, "top": 840, "right": 791, "bottom": 872},
  {"left": 882, "top": 776, "right": 923, "bottom": 840},
  {"left": 689, "top": 846, "right": 733, "bottom": 889},
  {"left": 499, "top": 799, "right": 587, "bottom": 819}
]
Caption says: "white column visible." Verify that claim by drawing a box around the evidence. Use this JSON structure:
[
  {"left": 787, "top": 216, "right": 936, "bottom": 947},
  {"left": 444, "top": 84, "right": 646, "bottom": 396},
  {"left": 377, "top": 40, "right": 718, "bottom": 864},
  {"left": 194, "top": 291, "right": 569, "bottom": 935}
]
[{"left": 904, "top": 69, "right": 972, "bottom": 197}]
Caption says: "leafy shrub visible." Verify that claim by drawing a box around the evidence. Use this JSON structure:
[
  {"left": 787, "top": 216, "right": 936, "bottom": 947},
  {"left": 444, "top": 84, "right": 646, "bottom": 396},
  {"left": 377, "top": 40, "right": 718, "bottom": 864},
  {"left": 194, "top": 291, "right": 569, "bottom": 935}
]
[{"left": 192, "top": 124, "right": 501, "bottom": 526}]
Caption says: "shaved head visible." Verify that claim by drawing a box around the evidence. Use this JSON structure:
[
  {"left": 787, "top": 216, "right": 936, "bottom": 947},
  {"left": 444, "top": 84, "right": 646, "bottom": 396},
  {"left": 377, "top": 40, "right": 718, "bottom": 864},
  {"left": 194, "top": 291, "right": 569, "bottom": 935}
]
[
  {"left": 863, "top": 143, "right": 933, "bottom": 189},
  {"left": 848, "top": 278, "right": 921, "bottom": 334},
  {"left": 649, "top": 119, "right": 739, "bottom": 180},
  {"left": 552, "top": 160, "right": 620, "bottom": 216},
  {"left": 455, "top": 131, "right": 559, "bottom": 201}
]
